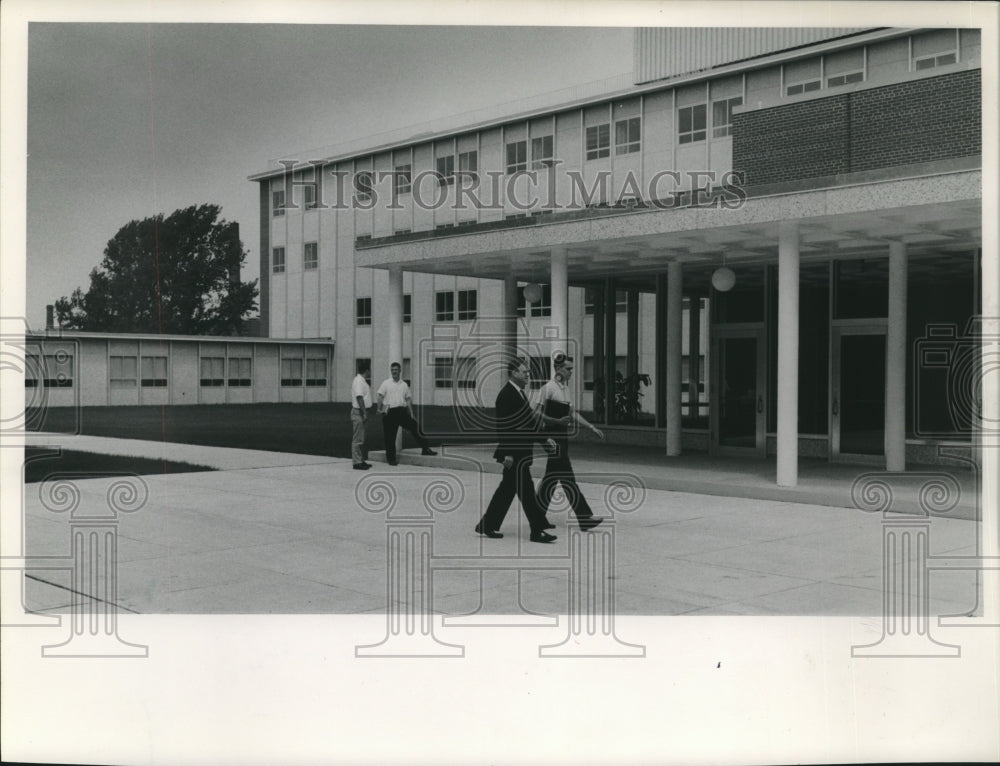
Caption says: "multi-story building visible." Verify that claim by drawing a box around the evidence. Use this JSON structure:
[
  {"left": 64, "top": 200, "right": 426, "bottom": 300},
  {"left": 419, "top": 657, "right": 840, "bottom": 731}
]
[{"left": 249, "top": 26, "right": 982, "bottom": 484}]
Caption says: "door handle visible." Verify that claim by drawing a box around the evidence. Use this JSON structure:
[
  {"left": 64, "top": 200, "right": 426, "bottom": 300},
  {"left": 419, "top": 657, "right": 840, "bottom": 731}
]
[
  {"left": 757, "top": 395, "right": 763, "bottom": 414},
  {"left": 832, "top": 396, "right": 839, "bottom": 416}
]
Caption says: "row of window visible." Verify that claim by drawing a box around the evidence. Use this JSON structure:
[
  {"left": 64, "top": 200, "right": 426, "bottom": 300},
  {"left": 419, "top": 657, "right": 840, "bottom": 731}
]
[
  {"left": 271, "top": 243, "right": 317, "bottom": 273},
  {"left": 23, "top": 353, "right": 74, "bottom": 387},
  {"left": 351, "top": 286, "right": 636, "bottom": 326},
  {"left": 356, "top": 290, "right": 477, "bottom": 326},
  {"left": 273, "top": 32, "right": 967, "bottom": 217}
]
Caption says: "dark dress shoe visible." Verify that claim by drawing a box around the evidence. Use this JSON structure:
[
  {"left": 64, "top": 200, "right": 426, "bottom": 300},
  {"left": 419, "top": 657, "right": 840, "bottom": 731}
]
[
  {"left": 360, "top": 462, "right": 372, "bottom": 468},
  {"left": 541, "top": 520, "right": 556, "bottom": 530},
  {"left": 529, "top": 531, "right": 557, "bottom": 543},
  {"left": 474, "top": 522, "right": 503, "bottom": 539},
  {"left": 387, "top": 460, "right": 398, "bottom": 466},
  {"left": 421, "top": 448, "right": 438, "bottom": 456},
  {"left": 353, "top": 464, "right": 371, "bottom": 471},
  {"left": 579, "top": 518, "right": 604, "bottom": 531}
]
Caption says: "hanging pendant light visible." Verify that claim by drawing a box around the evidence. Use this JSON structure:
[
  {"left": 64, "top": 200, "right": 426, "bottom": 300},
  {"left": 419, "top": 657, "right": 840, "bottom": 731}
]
[
  {"left": 523, "top": 282, "right": 543, "bottom": 303},
  {"left": 711, "top": 253, "right": 736, "bottom": 292}
]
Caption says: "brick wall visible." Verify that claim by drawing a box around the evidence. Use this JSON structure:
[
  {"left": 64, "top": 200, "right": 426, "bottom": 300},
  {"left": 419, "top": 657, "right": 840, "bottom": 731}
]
[{"left": 733, "top": 69, "right": 981, "bottom": 186}]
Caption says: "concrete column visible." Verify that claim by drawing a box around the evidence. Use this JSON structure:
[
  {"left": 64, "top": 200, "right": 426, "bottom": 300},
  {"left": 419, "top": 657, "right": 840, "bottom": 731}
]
[
  {"left": 387, "top": 266, "right": 404, "bottom": 367},
  {"left": 387, "top": 267, "right": 404, "bottom": 453},
  {"left": 886, "top": 241, "right": 907, "bottom": 472},
  {"left": 777, "top": 221, "right": 800, "bottom": 487},
  {"left": 688, "top": 297, "right": 701, "bottom": 417},
  {"left": 503, "top": 274, "right": 519, "bottom": 363},
  {"left": 550, "top": 248, "right": 568, "bottom": 354},
  {"left": 665, "top": 261, "right": 683, "bottom": 456}
]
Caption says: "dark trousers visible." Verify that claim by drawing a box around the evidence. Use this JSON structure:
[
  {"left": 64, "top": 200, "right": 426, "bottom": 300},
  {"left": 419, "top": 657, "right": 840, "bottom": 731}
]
[
  {"left": 481, "top": 458, "right": 546, "bottom": 534},
  {"left": 536, "top": 438, "right": 593, "bottom": 520},
  {"left": 382, "top": 407, "right": 429, "bottom": 461}
]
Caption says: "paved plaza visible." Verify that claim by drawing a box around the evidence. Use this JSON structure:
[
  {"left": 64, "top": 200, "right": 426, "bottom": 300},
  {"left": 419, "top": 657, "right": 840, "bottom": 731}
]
[{"left": 17, "top": 433, "right": 985, "bottom": 618}]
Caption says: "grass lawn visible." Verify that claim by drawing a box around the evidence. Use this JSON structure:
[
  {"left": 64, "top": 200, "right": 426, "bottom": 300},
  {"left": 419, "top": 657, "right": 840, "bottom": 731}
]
[
  {"left": 24, "top": 447, "right": 215, "bottom": 484},
  {"left": 28, "top": 403, "right": 496, "bottom": 460}
]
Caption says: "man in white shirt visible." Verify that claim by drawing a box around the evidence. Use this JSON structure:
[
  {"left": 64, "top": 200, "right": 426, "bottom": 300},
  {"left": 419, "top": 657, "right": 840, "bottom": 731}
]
[
  {"left": 535, "top": 352, "right": 605, "bottom": 531},
  {"left": 376, "top": 361, "right": 437, "bottom": 465},
  {"left": 351, "top": 361, "right": 373, "bottom": 470}
]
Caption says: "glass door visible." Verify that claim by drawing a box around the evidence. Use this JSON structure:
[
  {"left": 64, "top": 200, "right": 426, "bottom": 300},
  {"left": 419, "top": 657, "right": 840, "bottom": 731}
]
[
  {"left": 711, "top": 328, "right": 766, "bottom": 456},
  {"left": 831, "top": 326, "right": 887, "bottom": 460}
]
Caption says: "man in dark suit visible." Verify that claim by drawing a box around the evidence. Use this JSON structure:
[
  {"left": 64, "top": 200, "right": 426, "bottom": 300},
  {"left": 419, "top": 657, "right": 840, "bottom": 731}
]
[{"left": 475, "top": 358, "right": 558, "bottom": 543}]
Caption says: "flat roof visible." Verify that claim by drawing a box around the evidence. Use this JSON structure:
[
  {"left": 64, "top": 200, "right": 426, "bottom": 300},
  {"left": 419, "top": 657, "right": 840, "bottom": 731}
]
[{"left": 28, "top": 331, "right": 334, "bottom": 345}]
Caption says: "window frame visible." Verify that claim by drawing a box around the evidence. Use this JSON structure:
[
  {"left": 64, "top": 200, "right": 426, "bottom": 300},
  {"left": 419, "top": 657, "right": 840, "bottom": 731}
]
[
  {"left": 505, "top": 140, "right": 527, "bottom": 174},
  {"left": 434, "top": 355, "right": 454, "bottom": 389},
  {"left": 436, "top": 155, "right": 455, "bottom": 186},
  {"left": 435, "top": 291, "right": 455, "bottom": 322},
  {"left": 303, "top": 241, "right": 318, "bottom": 270},
  {"left": 614, "top": 117, "right": 641, "bottom": 154},
  {"left": 585, "top": 124, "right": 610, "bottom": 160},
  {"left": 305, "top": 358, "right": 327, "bottom": 387},
  {"left": 356, "top": 297, "right": 373, "bottom": 326},
  {"left": 711, "top": 96, "right": 743, "bottom": 138},
  {"left": 530, "top": 135, "right": 554, "bottom": 169},
  {"left": 110, "top": 354, "right": 138, "bottom": 388},
  {"left": 678, "top": 104, "right": 707, "bottom": 144},
  {"left": 280, "top": 357, "right": 303, "bottom": 387},
  {"left": 199, "top": 356, "right": 225, "bottom": 387},
  {"left": 403, "top": 294, "right": 412, "bottom": 324},
  {"left": 227, "top": 357, "right": 252, "bottom": 387},
  {"left": 457, "top": 289, "right": 477, "bottom": 321},
  {"left": 272, "top": 188, "right": 285, "bottom": 217},
  {"left": 272, "top": 246, "right": 286, "bottom": 274},
  {"left": 140, "top": 355, "right": 168, "bottom": 388},
  {"left": 394, "top": 164, "right": 412, "bottom": 196}
]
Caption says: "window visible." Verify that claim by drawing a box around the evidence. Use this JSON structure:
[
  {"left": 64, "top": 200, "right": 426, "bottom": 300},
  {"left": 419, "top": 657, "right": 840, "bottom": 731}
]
[
  {"left": 110, "top": 355, "right": 137, "bottom": 388},
  {"left": 584, "top": 287, "right": 597, "bottom": 315},
  {"left": 306, "top": 358, "right": 327, "bottom": 387},
  {"left": 435, "top": 291, "right": 455, "bottom": 321},
  {"left": 583, "top": 356, "right": 595, "bottom": 391},
  {"left": 395, "top": 164, "right": 412, "bottom": 195},
  {"left": 436, "top": 155, "right": 455, "bottom": 186},
  {"left": 456, "top": 356, "right": 477, "bottom": 389},
  {"left": 458, "top": 289, "right": 477, "bottom": 321},
  {"left": 615, "top": 117, "right": 640, "bottom": 154},
  {"left": 506, "top": 140, "right": 527, "bottom": 173},
  {"left": 434, "top": 355, "right": 453, "bottom": 388},
  {"left": 458, "top": 150, "right": 478, "bottom": 179},
  {"left": 303, "top": 183, "right": 318, "bottom": 210},
  {"left": 46, "top": 355, "right": 72, "bottom": 387},
  {"left": 354, "top": 170, "right": 373, "bottom": 203},
  {"left": 272, "top": 188, "right": 285, "bottom": 217},
  {"left": 712, "top": 96, "right": 743, "bottom": 138},
  {"left": 517, "top": 284, "right": 551, "bottom": 317},
  {"left": 228, "top": 357, "right": 252, "bottom": 387},
  {"left": 199, "top": 356, "right": 224, "bottom": 387},
  {"left": 356, "top": 297, "right": 372, "bottom": 326},
  {"left": 528, "top": 355, "right": 551, "bottom": 390},
  {"left": 785, "top": 58, "right": 822, "bottom": 95},
  {"left": 585, "top": 124, "right": 610, "bottom": 160},
  {"left": 403, "top": 294, "right": 412, "bottom": 324},
  {"left": 141, "top": 355, "right": 167, "bottom": 387},
  {"left": 826, "top": 48, "right": 865, "bottom": 87},
  {"left": 678, "top": 105, "right": 707, "bottom": 143},
  {"left": 272, "top": 247, "right": 285, "bottom": 274},
  {"left": 913, "top": 29, "right": 958, "bottom": 70},
  {"left": 304, "top": 242, "right": 318, "bottom": 270},
  {"left": 281, "top": 357, "right": 303, "bottom": 387},
  {"left": 531, "top": 135, "right": 554, "bottom": 169}
]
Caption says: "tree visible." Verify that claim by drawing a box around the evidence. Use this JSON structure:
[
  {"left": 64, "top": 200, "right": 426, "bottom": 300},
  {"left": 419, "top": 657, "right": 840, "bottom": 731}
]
[{"left": 55, "top": 204, "right": 258, "bottom": 335}]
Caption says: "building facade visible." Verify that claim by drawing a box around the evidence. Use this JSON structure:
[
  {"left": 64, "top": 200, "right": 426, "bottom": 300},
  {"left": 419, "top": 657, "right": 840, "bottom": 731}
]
[
  {"left": 23, "top": 332, "right": 335, "bottom": 408},
  {"left": 251, "top": 26, "right": 982, "bottom": 482}
]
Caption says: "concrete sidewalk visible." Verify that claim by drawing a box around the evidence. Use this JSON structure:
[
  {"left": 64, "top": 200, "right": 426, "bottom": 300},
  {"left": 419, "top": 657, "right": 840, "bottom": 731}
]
[{"left": 19, "top": 435, "right": 984, "bottom": 618}]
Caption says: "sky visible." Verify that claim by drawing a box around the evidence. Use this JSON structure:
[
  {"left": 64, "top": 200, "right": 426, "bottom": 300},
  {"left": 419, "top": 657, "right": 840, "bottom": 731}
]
[{"left": 25, "top": 22, "right": 633, "bottom": 330}]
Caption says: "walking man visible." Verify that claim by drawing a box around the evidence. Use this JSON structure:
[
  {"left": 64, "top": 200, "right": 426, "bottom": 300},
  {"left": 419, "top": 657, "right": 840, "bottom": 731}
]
[
  {"left": 376, "top": 361, "right": 437, "bottom": 465},
  {"left": 536, "top": 352, "right": 606, "bottom": 530},
  {"left": 351, "top": 360, "right": 372, "bottom": 470},
  {"left": 476, "top": 358, "right": 558, "bottom": 544}
]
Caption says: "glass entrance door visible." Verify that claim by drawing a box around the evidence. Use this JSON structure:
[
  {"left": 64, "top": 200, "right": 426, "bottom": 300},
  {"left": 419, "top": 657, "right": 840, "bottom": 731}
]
[
  {"left": 832, "top": 327, "right": 887, "bottom": 459},
  {"left": 712, "top": 329, "right": 765, "bottom": 455}
]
